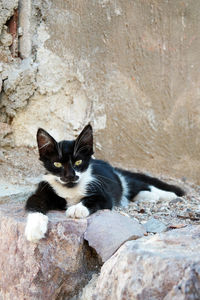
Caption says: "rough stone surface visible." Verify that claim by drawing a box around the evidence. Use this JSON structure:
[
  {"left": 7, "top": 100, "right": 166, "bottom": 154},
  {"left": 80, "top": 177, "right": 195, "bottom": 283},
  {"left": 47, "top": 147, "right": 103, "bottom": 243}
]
[
  {"left": 0, "top": 0, "right": 37, "bottom": 131},
  {"left": 75, "top": 274, "right": 99, "bottom": 300},
  {"left": 0, "top": 0, "right": 199, "bottom": 183},
  {"left": 0, "top": 58, "right": 37, "bottom": 123},
  {"left": 144, "top": 217, "right": 167, "bottom": 233},
  {"left": 92, "top": 0, "right": 200, "bottom": 185},
  {"left": 0, "top": 202, "right": 98, "bottom": 300},
  {"left": 18, "top": 0, "right": 31, "bottom": 58},
  {"left": 0, "top": 184, "right": 31, "bottom": 204},
  {"left": 84, "top": 210, "right": 146, "bottom": 262},
  {"left": 0, "top": 74, "right": 2, "bottom": 93},
  {"left": 0, "top": 121, "right": 13, "bottom": 146},
  {"left": 0, "top": 147, "right": 43, "bottom": 202},
  {"left": 0, "top": 0, "right": 18, "bottom": 35},
  {"left": 91, "top": 225, "right": 200, "bottom": 300}
]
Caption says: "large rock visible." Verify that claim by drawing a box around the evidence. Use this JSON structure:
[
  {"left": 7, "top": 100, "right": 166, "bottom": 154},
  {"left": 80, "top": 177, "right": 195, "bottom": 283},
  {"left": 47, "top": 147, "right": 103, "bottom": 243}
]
[
  {"left": 84, "top": 210, "right": 146, "bottom": 262},
  {"left": 92, "top": 225, "right": 200, "bottom": 300},
  {"left": 1, "top": 0, "right": 200, "bottom": 184},
  {"left": 0, "top": 202, "right": 98, "bottom": 300}
]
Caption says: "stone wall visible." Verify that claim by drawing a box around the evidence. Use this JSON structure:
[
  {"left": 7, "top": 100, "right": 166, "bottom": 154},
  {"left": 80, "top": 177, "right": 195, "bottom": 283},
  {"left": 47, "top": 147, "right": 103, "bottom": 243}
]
[{"left": 1, "top": 0, "right": 200, "bottom": 183}]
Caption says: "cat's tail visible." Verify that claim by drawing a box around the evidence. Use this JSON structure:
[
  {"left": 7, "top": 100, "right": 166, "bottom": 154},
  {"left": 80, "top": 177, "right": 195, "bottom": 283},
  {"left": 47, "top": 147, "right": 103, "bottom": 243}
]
[{"left": 115, "top": 168, "right": 185, "bottom": 197}]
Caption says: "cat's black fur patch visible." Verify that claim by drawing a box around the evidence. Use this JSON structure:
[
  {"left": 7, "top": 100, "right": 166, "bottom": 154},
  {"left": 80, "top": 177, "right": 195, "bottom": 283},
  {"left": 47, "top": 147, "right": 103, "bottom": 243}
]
[
  {"left": 25, "top": 124, "right": 185, "bottom": 215},
  {"left": 25, "top": 181, "right": 67, "bottom": 214}
]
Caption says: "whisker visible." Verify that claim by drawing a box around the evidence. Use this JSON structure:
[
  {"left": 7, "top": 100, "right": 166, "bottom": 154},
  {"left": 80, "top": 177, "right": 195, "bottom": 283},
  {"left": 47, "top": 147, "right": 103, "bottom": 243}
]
[
  {"left": 40, "top": 181, "right": 50, "bottom": 192},
  {"left": 89, "top": 180, "right": 104, "bottom": 190},
  {"left": 88, "top": 178, "right": 105, "bottom": 191},
  {"left": 89, "top": 176, "right": 110, "bottom": 194}
]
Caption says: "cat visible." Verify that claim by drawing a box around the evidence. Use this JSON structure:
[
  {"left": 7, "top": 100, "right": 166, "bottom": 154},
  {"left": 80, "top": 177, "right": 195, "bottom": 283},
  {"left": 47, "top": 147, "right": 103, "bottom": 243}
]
[{"left": 25, "top": 124, "right": 185, "bottom": 242}]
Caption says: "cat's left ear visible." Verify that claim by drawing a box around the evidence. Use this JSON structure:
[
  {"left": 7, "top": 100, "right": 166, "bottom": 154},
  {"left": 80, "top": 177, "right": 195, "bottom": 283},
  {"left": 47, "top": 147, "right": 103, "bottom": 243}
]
[
  {"left": 37, "top": 128, "right": 58, "bottom": 159},
  {"left": 74, "top": 124, "right": 94, "bottom": 156}
]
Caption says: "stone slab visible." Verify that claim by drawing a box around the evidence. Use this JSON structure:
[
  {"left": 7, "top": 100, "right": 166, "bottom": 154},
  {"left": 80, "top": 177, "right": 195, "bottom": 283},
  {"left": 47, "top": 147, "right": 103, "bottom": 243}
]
[
  {"left": 84, "top": 210, "right": 146, "bottom": 262},
  {"left": 0, "top": 202, "right": 94, "bottom": 300}
]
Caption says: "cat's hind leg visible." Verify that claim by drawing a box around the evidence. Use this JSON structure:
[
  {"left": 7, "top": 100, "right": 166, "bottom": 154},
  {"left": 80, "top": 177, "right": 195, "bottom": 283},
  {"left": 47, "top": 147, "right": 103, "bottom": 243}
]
[
  {"left": 150, "top": 186, "right": 177, "bottom": 201},
  {"left": 134, "top": 190, "right": 160, "bottom": 202},
  {"left": 134, "top": 186, "right": 177, "bottom": 202}
]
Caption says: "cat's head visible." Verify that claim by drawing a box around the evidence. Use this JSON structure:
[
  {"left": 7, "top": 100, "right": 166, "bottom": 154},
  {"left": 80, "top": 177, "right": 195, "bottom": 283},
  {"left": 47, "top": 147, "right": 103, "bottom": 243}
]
[{"left": 37, "top": 124, "right": 94, "bottom": 188}]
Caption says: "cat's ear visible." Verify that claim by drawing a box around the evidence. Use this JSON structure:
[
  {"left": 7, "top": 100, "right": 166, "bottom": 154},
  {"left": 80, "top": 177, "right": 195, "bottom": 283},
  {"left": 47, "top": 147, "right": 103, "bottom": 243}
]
[
  {"left": 74, "top": 124, "right": 94, "bottom": 156},
  {"left": 37, "top": 128, "right": 58, "bottom": 158}
]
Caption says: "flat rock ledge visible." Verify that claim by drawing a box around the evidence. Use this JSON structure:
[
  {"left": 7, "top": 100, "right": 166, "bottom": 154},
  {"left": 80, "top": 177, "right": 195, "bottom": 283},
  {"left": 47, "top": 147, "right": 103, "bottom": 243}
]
[
  {"left": 0, "top": 203, "right": 92, "bottom": 300},
  {"left": 0, "top": 203, "right": 146, "bottom": 299},
  {"left": 91, "top": 225, "right": 200, "bottom": 300},
  {"left": 85, "top": 210, "right": 146, "bottom": 262}
]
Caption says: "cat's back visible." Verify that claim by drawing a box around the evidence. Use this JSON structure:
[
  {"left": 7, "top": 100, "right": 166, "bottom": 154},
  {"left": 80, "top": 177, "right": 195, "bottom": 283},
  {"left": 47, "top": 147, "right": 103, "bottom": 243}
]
[{"left": 90, "top": 158, "right": 115, "bottom": 177}]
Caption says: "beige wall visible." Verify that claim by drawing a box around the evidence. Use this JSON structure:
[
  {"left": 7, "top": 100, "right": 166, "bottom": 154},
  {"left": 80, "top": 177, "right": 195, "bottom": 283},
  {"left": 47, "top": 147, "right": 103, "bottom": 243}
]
[{"left": 1, "top": 0, "right": 200, "bottom": 183}]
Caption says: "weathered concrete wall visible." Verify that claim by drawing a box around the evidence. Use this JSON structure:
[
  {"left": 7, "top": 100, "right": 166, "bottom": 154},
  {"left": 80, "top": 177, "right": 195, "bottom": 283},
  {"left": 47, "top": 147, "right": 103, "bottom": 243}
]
[{"left": 1, "top": 0, "right": 200, "bottom": 184}]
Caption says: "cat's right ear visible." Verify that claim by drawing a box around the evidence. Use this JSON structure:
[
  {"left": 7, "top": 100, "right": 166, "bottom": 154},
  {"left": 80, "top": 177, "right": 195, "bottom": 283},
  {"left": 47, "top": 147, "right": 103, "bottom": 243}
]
[{"left": 37, "top": 128, "right": 57, "bottom": 158}]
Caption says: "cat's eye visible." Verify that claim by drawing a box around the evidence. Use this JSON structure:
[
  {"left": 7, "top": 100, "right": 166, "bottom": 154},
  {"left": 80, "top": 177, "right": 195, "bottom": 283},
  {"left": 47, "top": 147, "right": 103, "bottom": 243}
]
[
  {"left": 54, "top": 162, "right": 62, "bottom": 168},
  {"left": 74, "top": 160, "right": 82, "bottom": 166}
]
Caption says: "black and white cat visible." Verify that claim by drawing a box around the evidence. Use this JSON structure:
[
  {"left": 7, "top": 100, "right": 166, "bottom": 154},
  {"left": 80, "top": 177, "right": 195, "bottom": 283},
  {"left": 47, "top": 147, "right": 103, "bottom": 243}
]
[{"left": 25, "top": 124, "right": 184, "bottom": 242}]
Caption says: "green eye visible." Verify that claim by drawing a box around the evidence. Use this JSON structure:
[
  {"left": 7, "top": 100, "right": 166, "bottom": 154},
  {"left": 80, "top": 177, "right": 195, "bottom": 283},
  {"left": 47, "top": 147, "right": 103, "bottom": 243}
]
[
  {"left": 74, "top": 160, "right": 82, "bottom": 166},
  {"left": 54, "top": 162, "right": 62, "bottom": 168}
]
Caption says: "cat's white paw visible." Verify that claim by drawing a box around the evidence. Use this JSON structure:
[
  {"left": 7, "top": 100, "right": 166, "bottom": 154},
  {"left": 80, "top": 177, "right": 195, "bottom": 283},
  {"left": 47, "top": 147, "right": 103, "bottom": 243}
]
[
  {"left": 25, "top": 212, "right": 48, "bottom": 242},
  {"left": 66, "top": 202, "right": 90, "bottom": 219}
]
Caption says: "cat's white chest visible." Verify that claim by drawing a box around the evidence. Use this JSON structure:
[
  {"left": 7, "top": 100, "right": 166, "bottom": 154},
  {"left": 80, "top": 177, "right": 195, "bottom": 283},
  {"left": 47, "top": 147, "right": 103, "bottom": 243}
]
[{"left": 43, "top": 166, "right": 93, "bottom": 207}]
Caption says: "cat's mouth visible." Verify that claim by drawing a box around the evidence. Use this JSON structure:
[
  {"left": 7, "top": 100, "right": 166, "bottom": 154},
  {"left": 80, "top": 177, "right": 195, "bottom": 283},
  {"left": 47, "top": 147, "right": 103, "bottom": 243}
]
[
  {"left": 65, "top": 182, "right": 78, "bottom": 188},
  {"left": 57, "top": 177, "right": 80, "bottom": 187}
]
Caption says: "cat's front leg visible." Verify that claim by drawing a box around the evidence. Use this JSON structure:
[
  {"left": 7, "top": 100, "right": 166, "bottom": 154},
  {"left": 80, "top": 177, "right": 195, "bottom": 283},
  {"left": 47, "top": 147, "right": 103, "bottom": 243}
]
[
  {"left": 25, "top": 212, "right": 48, "bottom": 242},
  {"left": 66, "top": 194, "right": 113, "bottom": 219},
  {"left": 25, "top": 181, "right": 66, "bottom": 242},
  {"left": 66, "top": 202, "right": 90, "bottom": 219}
]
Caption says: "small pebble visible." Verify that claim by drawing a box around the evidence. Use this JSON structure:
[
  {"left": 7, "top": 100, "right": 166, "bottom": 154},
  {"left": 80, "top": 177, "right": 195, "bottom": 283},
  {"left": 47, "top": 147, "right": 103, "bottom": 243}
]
[{"left": 144, "top": 217, "right": 167, "bottom": 233}]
